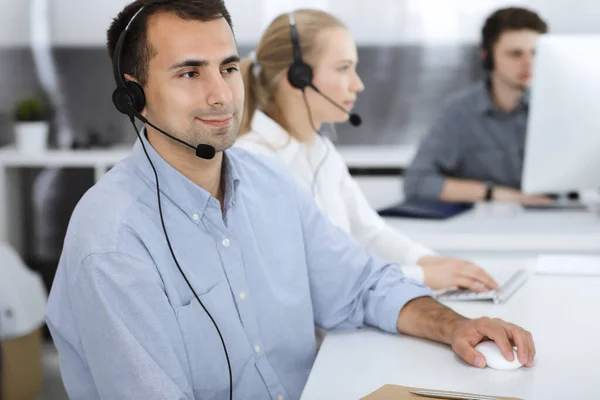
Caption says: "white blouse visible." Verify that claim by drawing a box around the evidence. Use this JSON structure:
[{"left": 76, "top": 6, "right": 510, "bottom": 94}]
[{"left": 234, "top": 110, "right": 435, "bottom": 281}]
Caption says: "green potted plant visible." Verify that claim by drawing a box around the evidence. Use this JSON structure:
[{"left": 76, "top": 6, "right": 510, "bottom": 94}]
[{"left": 13, "top": 96, "right": 50, "bottom": 153}]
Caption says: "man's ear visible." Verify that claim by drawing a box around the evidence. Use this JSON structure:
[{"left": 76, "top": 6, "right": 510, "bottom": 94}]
[
  {"left": 123, "top": 73, "right": 147, "bottom": 116},
  {"left": 124, "top": 73, "right": 138, "bottom": 84},
  {"left": 480, "top": 48, "right": 488, "bottom": 63}
]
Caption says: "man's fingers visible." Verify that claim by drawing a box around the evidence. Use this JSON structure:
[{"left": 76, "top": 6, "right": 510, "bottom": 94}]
[
  {"left": 525, "top": 331, "right": 535, "bottom": 367},
  {"left": 453, "top": 338, "right": 487, "bottom": 368},
  {"left": 506, "top": 325, "right": 529, "bottom": 365},
  {"left": 536, "top": 196, "right": 554, "bottom": 205},
  {"left": 524, "top": 195, "right": 553, "bottom": 205},
  {"left": 460, "top": 263, "right": 499, "bottom": 290},
  {"left": 527, "top": 331, "right": 536, "bottom": 366},
  {"left": 456, "top": 319, "right": 535, "bottom": 369},
  {"left": 480, "top": 321, "right": 515, "bottom": 361}
]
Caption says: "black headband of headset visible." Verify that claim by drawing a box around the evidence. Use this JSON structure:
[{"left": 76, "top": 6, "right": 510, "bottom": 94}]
[
  {"left": 113, "top": 6, "right": 146, "bottom": 88},
  {"left": 288, "top": 12, "right": 303, "bottom": 64}
]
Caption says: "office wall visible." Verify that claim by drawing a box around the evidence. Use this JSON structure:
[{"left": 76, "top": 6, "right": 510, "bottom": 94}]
[
  {"left": 3, "top": 0, "right": 600, "bottom": 46},
  {"left": 1, "top": 0, "right": 600, "bottom": 147},
  {"left": 1, "top": 0, "right": 600, "bottom": 267}
]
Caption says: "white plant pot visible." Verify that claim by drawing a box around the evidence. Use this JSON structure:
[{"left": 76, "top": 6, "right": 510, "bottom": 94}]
[{"left": 14, "top": 122, "right": 49, "bottom": 153}]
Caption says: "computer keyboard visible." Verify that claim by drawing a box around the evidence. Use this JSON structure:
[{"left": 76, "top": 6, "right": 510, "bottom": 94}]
[{"left": 437, "top": 263, "right": 530, "bottom": 304}]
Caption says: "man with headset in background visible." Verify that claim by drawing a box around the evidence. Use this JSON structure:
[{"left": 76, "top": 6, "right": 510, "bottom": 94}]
[
  {"left": 404, "top": 7, "right": 553, "bottom": 205},
  {"left": 45, "top": 1, "right": 536, "bottom": 399}
]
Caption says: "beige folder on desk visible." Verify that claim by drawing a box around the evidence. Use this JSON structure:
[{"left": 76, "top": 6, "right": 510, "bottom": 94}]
[{"left": 361, "top": 384, "right": 522, "bottom": 400}]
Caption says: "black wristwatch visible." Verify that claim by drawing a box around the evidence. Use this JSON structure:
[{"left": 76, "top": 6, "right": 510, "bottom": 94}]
[{"left": 484, "top": 181, "right": 494, "bottom": 202}]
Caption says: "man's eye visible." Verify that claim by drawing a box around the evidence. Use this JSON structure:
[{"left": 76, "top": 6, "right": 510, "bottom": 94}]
[
  {"left": 180, "top": 71, "right": 198, "bottom": 79},
  {"left": 223, "top": 66, "right": 239, "bottom": 74}
]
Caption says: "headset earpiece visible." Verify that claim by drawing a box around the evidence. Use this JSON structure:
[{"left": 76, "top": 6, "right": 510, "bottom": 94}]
[
  {"left": 112, "top": 7, "right": 147, "bottom": 117},
  {"left": 112, "top": 81, "right": 145, "bottom": 117},
  {"left": 287, "top": 61, "right": 313, "bottom": 90},
  {"left": 482, "top": 44, "right": 494, "bottom": 71},
  {"left": 287, "top": 12, "right": 313, "bottom": 91}
]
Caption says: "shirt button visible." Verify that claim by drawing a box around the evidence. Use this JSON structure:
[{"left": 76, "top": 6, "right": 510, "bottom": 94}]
[
  {"left": 192, "top": 213, "right": 200, "bottom": 221},
  {"left": 238, "top": 292, "right": 247, "bottom": 300},
  {"left": 254, "top": 345, "right": 261, "bottom": 354},
  {"left": 222, "top": 239, "right": 230, "bottom": 247},
  {"left": 278, "top": 396, "right": 285, "bottom": 400}
]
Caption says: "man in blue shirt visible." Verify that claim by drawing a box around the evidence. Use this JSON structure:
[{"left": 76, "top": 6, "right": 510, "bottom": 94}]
[{"left": 46, "top": 1, "right": 535, "bottom": 399}]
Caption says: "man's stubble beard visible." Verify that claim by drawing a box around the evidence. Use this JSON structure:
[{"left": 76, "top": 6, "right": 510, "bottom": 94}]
[{"left": 189, "top": 117, "right": 241, "bottom": 152}]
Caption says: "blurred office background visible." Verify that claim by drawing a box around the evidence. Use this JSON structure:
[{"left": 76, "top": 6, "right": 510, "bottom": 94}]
[
  {"left": 2, "top": 0, "right": 600, "bottom": 148},
  {"left": 0, "top": 1, "right": 599, "bottom": 399}
]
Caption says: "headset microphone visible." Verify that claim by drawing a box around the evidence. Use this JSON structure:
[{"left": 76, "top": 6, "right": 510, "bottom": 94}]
[
  {"left": 111, "top": 6, "right": 217, "bottom": 160},
  {"left": 305, "top": 83, "right": 362, "bottom": 127},
  {"left": 110, "top": 6, "right": 232, "bottom": 400},
  {"left": 287, "top": 12, "right": 362, "bottom": 128},
  {"left": 131, "top": 111, "right": 216, "bottom": 160}
]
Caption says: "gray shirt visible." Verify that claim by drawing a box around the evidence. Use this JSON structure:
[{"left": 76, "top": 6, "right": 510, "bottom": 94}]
[{"left": 404, "top": 81, "right": 530, "bottom": 201}]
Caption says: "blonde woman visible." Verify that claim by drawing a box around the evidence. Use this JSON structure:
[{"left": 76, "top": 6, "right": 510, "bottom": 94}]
[{"left": 235, "top": 9, "right": 498, "bottom": 293}]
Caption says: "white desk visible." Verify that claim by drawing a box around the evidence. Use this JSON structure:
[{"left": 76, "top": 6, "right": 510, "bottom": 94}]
[
  {"left": 302, "top": 263, "right": 600, "bottom": 399},
  {"left": 336, "top": 145, "right": 415, "bottom": 169},
  {"left": 385, "top": 207, "right": 600, "bottom": 257}
]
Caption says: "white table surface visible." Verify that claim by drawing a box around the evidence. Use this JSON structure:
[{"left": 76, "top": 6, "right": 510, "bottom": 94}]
[
  {"left": 0, "top": 145, "right": 131, "bottom": 167},
  {"left": 385, "top": 206, "right": 600, "bottom": 255},
  {"left": 336, "top": 145, "right": 415, "bottom": 169},
  {"left": 301, "top": 259, "right": 600, "bottom": 400}
]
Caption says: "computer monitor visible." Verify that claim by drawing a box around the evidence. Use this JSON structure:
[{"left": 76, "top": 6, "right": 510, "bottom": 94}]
[{"left": 522, "top": 34, "right": 600, "bottom": 194}]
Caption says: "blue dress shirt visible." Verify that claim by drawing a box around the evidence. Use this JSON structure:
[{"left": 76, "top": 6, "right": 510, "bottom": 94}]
[{"left": 46, "top": 132, "right": 432, "bottom": 400}]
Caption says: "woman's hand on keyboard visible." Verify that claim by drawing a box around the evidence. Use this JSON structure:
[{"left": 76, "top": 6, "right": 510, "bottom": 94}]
[{"left": 417, "top": 256, "right": 499, "bottom": 292}]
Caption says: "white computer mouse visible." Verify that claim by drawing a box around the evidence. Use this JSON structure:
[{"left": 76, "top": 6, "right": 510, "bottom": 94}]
[{"left": 475, "top": 341, "right": 523, "bottom": 370}]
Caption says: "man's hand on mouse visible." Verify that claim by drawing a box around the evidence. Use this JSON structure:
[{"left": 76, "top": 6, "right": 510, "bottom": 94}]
[
  {"left": 450, "top": 317, "right": 535, "bottom": 368},
  {"left": 417, "top": 256, "right": 499, "bottom": 292}
]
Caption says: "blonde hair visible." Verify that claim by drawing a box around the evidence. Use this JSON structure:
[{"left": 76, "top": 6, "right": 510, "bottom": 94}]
[{"left": 239, "top": 9, "right": 346, "bottom": 135}]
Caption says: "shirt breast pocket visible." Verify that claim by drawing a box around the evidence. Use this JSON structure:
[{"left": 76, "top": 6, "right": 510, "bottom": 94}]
[{"left": 175, "top": 282, "right": 254, "bottom": 398}]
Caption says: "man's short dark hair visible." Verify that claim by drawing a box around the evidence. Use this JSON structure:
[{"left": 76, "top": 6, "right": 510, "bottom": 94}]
[
  {"left": 107, "top": 0, "right": 233, "bottom": 87},
  {"left": 481, "top": 7, "right": 548, "bottom": 52}
]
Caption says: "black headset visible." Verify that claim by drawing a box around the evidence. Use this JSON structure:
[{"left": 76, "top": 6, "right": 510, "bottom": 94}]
[
  {"left": 286, "top": 12, "right": 362, "bottom": 127},
  {"left": 286, "top": 12, "right": 314, "bottom": 91},
  {"left": 284, "top": 11, "right": 362, "bottom": 196},
  {"left": 110, "top": 6, "right": 232, "bottom": 399},
  {"left": 482, "top": 40, "right": 494, "bottom": 71},
  {"left": 111, "top": 5, "right": 216, "bottom": 159},
  {"left": 112, "top": 7, "right": 147, "bottom": 118}
]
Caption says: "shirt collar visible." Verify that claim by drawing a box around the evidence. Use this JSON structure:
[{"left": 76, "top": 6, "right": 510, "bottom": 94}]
[
  {"left": 222, "top": 148, "right": 241, "bottom": 210},
  {"left": 129, "top": 128, "right": 240, "bottom": 221},
  {"left": 250, "top": 110, "right": 302, "bottom": 164},
  {"left": 476, "top": 80, "right": 496, "bottom": 114},
  {"left": 477, "top": 79, "right": 530, "bottom": 115},
  {"left": 520, "top": 88, "right": 531, "bottom": 109}
]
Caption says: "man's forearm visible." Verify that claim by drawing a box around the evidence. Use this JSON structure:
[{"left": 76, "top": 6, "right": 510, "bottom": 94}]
[
  {"left": 396, "top": 297, "right": 468, "bottom": 345},
  {"left": 440, "top": 178, "right": 487, "bottom": 203}
]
